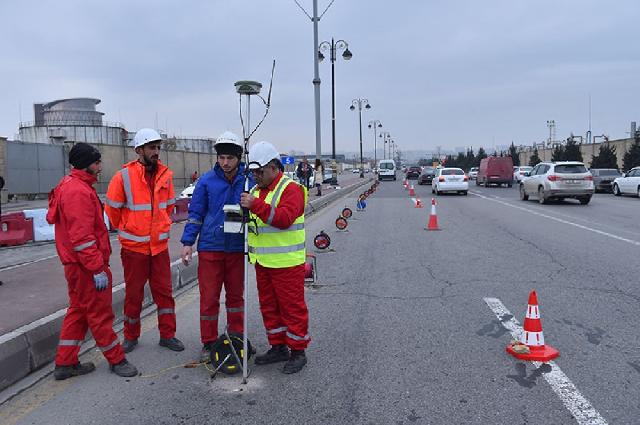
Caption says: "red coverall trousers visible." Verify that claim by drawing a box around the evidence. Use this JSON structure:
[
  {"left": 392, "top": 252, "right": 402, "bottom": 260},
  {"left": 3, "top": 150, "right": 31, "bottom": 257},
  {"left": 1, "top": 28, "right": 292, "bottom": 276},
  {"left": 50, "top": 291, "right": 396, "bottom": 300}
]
[
  {"left": 255, "top": 263, "right": 310, "bottom": 350},
  {"left": 55, "top": 266, "right": 125, "bottom": 366},
  {"left": 197, "top": 251, "right": 244, "bottom": 344},
  {"left": 121, "top": 248, "right": 176, "bottom": 341}
]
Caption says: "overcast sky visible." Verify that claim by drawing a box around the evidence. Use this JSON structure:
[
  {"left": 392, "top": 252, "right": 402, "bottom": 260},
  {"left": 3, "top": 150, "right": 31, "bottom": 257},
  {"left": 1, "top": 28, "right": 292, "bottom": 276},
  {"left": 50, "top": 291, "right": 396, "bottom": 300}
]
[{"left": 1, "top": 1, "right": 639, "bottom": 156}]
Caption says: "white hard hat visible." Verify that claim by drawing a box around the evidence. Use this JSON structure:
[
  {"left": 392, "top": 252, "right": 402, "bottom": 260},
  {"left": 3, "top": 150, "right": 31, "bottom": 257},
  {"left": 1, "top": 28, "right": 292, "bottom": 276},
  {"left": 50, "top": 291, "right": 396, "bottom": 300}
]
[
  {"left": 132, "top": 128, "right": 162, "bottom": 149},
  {"left": 248, "top": 141, "right": 280, "bottom": 170},
  {"left": 214, "top": 131, "right": 242, "bottom": 148}
]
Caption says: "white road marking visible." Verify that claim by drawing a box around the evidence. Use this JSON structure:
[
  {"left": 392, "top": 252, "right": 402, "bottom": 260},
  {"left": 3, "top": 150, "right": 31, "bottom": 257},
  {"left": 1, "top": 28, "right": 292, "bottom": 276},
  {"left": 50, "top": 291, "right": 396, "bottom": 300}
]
[
  {"left": 483, "top": 297, "right": 608, "bottom": 425},
  {"left": 470, "top": 191, "right": 640, "bottom": 247}
]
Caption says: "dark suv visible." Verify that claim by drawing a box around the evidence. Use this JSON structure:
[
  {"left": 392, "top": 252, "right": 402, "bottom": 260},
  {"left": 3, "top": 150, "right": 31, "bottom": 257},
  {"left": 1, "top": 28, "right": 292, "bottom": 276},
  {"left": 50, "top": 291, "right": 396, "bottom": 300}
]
[
  {"left": 418, "top": 167, "right": 436, "bottom": 185},
  {"left": 590, "top": 169, "right": 621, "bottom": 193},
  {"left": 406, "top": 166, "right": 422, "bottom": 179}
]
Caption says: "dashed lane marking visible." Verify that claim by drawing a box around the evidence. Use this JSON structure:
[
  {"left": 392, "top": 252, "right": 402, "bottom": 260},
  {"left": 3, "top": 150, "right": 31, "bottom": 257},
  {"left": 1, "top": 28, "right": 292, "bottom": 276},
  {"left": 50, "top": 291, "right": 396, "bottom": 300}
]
[
  {"left": 470, "top": 191, "right": 640, "bottom": 247},
  {"left": 483, "top": 297, "right": 608, "bottom": 425}
]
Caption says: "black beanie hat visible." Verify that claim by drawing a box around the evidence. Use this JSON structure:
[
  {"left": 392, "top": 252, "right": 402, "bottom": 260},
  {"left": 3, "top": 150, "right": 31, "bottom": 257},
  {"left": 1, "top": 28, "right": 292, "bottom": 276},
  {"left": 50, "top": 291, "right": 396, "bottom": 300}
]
[
  {"left": 69, "top": 143, "right": 101, "bottom": 169},
  {"left": 215, "top": 143, "right": 243, "bottom": 158}
]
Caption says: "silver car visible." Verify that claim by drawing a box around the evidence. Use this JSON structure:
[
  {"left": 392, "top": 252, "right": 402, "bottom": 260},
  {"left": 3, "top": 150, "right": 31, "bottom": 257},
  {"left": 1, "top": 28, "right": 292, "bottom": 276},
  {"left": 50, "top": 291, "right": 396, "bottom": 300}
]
[{"left": 519, "top": 161, "right": 594, "bottom": 205}]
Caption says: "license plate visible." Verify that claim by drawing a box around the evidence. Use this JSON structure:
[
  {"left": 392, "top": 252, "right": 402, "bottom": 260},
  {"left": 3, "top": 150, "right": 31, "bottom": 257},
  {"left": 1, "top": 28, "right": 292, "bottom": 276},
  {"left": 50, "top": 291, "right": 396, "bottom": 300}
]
[
  {"left": 565, "top": 180, "right": 581, "bottom": 184},
  {"left": 449, "top": 178, "right": 460, "bottom": 181}
]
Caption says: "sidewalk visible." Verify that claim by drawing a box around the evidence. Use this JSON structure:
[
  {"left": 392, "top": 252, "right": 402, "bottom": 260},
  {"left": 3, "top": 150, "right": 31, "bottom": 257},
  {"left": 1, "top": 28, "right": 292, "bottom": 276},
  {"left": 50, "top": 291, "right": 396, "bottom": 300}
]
[{"left": 0, "top": 175, "right": 373, "bottom": 394}]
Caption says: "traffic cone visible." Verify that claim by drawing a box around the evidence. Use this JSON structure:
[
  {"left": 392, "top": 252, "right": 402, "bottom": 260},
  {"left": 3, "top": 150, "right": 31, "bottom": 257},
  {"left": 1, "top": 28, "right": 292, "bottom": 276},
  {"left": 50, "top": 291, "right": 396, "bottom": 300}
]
[
  {"left": 506, "top": 290, "right": 560, "bottom": 362},
  {"left": 426, "top": 198, "right": 440, "bottom": 230},
  {"left": 408, "top": 185, "right": 415, "bottom": 196},
  {"left": 414, "top": 198, "right": 423, "bottom": 208}
]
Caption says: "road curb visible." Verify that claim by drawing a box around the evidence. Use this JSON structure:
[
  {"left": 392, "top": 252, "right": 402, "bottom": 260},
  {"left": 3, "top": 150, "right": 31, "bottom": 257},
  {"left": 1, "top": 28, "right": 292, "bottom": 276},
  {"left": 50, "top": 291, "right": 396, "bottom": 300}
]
[{"left": 0, "top": 176, "right": 373, "bottom": 401}]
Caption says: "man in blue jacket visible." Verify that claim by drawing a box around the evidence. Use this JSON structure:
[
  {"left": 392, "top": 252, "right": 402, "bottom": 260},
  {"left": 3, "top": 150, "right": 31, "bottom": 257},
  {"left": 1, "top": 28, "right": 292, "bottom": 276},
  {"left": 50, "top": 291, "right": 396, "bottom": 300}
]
[{"left": 181, "top": 131, "right": 253, "bottom": 362}]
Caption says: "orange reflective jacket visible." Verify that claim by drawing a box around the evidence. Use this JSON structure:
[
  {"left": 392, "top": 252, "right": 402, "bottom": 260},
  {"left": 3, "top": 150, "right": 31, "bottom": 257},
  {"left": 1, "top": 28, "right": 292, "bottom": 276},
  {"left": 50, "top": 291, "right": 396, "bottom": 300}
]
[{"left": 105, "top": 160, "right": 175, "bottom": 256}]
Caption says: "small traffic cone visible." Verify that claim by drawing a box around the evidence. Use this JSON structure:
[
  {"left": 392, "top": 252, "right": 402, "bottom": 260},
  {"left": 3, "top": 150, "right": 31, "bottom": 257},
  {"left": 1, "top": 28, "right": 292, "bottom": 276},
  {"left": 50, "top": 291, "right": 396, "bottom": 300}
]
[
  {"left": 426, "top": 198, "right": 440, "bottom": 230},
  {"left": 506, "top": 290, "right": 560, "bottom": 362},
  {"left": 414, "top": 198, "right": 423, "bottom": 208},
  {"left": 408, "top": 185, "right": 415, "bottom": 196}
]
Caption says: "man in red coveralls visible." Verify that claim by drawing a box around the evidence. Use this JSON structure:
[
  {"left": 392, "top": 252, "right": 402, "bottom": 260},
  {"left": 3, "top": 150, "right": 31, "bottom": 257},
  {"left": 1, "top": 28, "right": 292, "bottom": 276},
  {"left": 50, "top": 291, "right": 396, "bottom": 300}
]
[
  {"left": 240, "top": 141, "right": 310, "bottom": 374},
  {"left": 105, "top": 128, "right": 184, "bottom": 353},
  {"left": 47, "top": 143, "right": 138, "bottom": 379}
]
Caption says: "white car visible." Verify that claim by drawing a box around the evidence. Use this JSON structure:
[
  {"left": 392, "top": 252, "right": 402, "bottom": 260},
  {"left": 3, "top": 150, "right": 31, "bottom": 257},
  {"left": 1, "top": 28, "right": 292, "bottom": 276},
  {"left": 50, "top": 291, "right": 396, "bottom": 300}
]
[
  {"left": 612, "top": 166, "right": 640, "bottom": 197},
  {"left": 513, "top": 166, "right": 533, "bottom": 183},
  {"left": 432, "top": 167, "right": 469, "bottom": 195},
  {"left": 468, "top": 167, "right": 479, "bottom": 180},
  {"left": 520, "top": 161, "right": 594, "bottom": 204},
  {"left": 180, "top": 182, "right": 197, "bottom": 198}
]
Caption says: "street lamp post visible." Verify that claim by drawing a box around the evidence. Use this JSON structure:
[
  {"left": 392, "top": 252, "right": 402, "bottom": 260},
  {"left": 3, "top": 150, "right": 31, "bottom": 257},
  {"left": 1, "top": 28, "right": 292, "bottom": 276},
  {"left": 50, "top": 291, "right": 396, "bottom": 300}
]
[
  {"left": 350, "top": 98, "right": 371, "bottom": 178},
  {"left": 368, "top": 120, "right": 382, "bottom": 172},
  {"left": 319, "top": 38, "right": 352, "bottom": 184},
  {"left": 379, "top": 131, "right": 391, "bottom": 159}
]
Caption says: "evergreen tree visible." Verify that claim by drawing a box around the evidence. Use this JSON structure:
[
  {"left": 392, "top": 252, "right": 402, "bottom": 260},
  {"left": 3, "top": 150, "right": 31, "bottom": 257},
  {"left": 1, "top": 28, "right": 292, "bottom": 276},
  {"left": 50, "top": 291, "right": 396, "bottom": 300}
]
[
  {"left": 509, "top": 142, "right": 520, "bottom": 166},
  {"left": 623, "top": 139, "right": 640, "bottom": 171},
  {"left": 563, "top": 138, "right": 583, "bottom": 162},
  {"left": 455, "top": 152, "right": 466, "bottom": 169},
  {"left": 444, "top": 154, "right": 456, "bottom": 168},
  {"left": 465, "top": 148, "right": 476, "bottom": 170},
  {"left": 551, "top": 145, "right": 565, "bottom": 161},
  {"left": 528, "top": 148, "right": 541, "bottom": 166},
  {"left": 476, "top": 147, "right": 487, "bottom": 166},
  {"left": 590, "top": 144, "right": 618, "bottom": 169},
  {"left": 418, "top": 158, "right": 430, "bottom": 166}
]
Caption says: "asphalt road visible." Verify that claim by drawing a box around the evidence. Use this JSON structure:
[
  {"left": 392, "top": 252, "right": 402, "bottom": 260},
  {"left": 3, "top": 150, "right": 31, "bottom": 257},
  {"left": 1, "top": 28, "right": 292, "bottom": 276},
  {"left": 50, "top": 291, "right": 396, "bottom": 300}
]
[{"left": 1, "top": 179, "right": 639, "bottom": 424}]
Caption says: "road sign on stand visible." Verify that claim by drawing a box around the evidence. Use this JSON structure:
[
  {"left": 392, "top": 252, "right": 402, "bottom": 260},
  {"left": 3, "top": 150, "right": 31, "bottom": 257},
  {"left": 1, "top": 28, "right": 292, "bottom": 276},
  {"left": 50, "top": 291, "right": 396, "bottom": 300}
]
[{"left": 281, "top": 156, "right": 295, "bottom": 165}]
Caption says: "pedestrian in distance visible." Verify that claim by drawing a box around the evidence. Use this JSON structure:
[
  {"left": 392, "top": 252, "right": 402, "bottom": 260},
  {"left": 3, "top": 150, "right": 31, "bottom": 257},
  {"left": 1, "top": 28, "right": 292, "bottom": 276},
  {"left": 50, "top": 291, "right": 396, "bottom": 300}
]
[
  {"left": 240, "top": 141, "right": 311, "bottom": 374},
  {"left": 313, "top": 159, "right": 324, "bottom": 196},
  {"left": 105, "top": 128, "right": 185, "bottom": 354},
  {"left": 296, "top": 158, "right": 312, "bottom": 189},
  {"left": 46, "top": 143, "right": 138, "bottom": 379},
  {"left": 180, "top": 131, "right": 254, "bottom": 362},
  {"left": 191, "top": 170, "right": 198, "bottom": 184}
]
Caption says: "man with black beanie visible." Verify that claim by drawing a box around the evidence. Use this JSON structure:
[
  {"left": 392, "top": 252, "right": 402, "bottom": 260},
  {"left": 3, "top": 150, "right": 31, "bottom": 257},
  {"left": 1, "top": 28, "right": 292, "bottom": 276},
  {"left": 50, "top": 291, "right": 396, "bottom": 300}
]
[
  {"left": 46, "top": 142, "right": 138, "bottom": 379},
  {"left": 180, "top": 130, "right": 254, "bottom": 362}
]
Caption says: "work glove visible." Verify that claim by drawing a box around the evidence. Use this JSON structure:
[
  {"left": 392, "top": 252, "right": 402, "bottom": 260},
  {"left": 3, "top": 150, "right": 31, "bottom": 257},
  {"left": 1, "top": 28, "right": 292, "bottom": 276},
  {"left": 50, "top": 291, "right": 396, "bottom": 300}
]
[{"left": 93, "top": 272, "right": 108, "bottom": 292}]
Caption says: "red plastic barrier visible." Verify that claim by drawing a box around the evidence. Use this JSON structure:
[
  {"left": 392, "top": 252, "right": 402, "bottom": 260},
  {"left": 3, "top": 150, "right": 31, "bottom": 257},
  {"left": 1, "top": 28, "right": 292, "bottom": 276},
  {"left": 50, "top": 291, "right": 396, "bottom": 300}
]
[
  {"left": 0, "top": 212, "right": 34, "bottom": 246},
  {"left": 171, "top": 198, "right": 190, "bottom": 223}
]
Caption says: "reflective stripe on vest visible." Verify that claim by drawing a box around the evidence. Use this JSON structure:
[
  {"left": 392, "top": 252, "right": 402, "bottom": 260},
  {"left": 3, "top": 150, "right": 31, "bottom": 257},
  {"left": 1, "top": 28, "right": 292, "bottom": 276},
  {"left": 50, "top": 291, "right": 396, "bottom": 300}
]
[
  {"left": 124, "top": 315, "right": 140, "bottom": 324},
  {"left": 248, "top": 176, "right": 306, "bottom": 268},
  {"left": 105, "top": 198, "right": 125, "bottom": 208},
  {"left": 286, "top": 331, "right": 310, "bottom": 342},
  {"left": 157, "top": 308, "right": 175, "bottom": 315},
  {"left": 118, "top": 230, "right": 151, "bottom": 243},
  {"left": 73, "top": 240, "right": 96, "bottom": 252},
  {"left": 159, "top": 232, "right": 170, "bottom": 241}
]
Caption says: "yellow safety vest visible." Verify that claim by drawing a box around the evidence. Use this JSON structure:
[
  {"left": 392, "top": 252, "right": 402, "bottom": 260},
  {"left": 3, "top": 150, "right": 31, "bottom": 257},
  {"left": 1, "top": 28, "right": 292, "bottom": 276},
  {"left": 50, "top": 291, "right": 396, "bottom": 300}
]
[{"left": 248, "top": 175, "right": 307, "bottom": 268}]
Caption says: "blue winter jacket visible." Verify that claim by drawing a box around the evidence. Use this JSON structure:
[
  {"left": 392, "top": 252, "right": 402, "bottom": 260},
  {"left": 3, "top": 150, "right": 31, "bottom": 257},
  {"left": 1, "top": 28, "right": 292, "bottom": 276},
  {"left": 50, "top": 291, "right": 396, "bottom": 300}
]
[{"left": 180, "top": 163, "right": 254, "bottom": 252}]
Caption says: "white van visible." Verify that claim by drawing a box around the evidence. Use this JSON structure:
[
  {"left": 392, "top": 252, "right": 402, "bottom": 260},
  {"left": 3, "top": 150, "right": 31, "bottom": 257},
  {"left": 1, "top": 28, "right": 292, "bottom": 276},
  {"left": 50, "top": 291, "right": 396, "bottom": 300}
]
[{"left": 378, "top": 159, "right": 396, "bottom": 181}]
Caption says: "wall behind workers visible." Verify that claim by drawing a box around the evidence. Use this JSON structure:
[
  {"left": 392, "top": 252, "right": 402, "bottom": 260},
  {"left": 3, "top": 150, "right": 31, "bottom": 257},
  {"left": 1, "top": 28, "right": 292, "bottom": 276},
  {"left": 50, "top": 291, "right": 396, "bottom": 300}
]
[{"left": 94, "top": 144, "right": 216, "bottom": 194}]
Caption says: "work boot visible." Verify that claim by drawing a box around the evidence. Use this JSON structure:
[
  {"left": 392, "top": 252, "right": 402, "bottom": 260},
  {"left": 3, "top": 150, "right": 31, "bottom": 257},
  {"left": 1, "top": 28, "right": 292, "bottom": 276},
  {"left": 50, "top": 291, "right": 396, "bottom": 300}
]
[
  {"left": 122, "top": 339, "right": 138, "bottom": 353},
  {"left": 53, "top": 362, "right": 96, "bottom": 381},
  {"left": 110, "top": 359, "right": 138, "bottom": 377},
  {"left": 200, "top": 343, "right": 213, "bottom": 363},
  {"left": 254, "top": 344, "right": 289, "bottom": 365},
  {"left": 282, "top": 350, "right": 307, "bottom": 374},
  {"left": 159, "top": 337, "right": 185, "bottom": 352}
]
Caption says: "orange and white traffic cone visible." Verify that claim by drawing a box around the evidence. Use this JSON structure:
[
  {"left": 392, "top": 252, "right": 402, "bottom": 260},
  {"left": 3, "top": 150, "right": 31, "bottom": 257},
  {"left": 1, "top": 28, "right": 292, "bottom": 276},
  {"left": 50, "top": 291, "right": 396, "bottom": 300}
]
[
  {"left": 506, "top": 290, "right": 560, "bottom": 362},
  {"left": 408, "top": 185, "right": 415, "bottom": 196},
  {"left": 426, "top": 198, "right": 440, "bottom": 230},
  {"left": 414, "top": 198, "right": 423, "bottom": 208}
]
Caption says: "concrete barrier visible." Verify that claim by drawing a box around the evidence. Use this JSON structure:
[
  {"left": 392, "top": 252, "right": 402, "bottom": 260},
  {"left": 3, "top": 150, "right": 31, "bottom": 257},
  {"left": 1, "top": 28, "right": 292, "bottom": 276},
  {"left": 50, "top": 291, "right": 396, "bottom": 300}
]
[{"left": 23, "top": 209, "right": 54, "bottom": 242}]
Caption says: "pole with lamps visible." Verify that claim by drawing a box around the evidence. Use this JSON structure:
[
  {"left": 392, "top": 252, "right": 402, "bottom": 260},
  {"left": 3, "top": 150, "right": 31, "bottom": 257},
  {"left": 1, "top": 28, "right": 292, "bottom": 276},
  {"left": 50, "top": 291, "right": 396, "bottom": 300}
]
[
  {"left": 318, "top": 38, "right": 352, "bottom": 184},
  {"left": 368, "top": 120, "right": 382, "bottom": 172},
  {"left": 350, "top": 98, "right": 371, "bottom": 178},
  {"left": 379, "top": 131, "right": 391, "bottom": 159}
]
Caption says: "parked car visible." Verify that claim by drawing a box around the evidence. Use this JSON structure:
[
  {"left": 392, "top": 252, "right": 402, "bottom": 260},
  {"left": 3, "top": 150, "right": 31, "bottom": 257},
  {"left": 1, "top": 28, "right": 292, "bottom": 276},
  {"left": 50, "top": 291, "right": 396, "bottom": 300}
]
[
  {"left": 590, "top": 169, "right": 622, "bottom": 193},
  {"left": 406, "top": 166, "right": 422, "bottom": 179},
  {"left": 612, "top": 167, "right": 640, "bottom": 197},
  {"left": 468, "top": 167, "right": 479, "bottom": 180},
  {"left": 352, "top": 168, "right": 361, "bottom": 174},
  {"left": 432, "top": 167, "right": 469, "bottom": 195},
  {"left": 476, "top": 156, "right": 514, "bottom": 187},
  {"left": 378, "top": 159, "right": 397, "bottom": 181},
  {"left": 180, "top": 180, "right": 198, "bottom": 198},
  {"left": 519, "top": 161, "right": 594, "bottom": 205},
  {"left": 418, "top": 167, "right": 436, "bottom": 185},
  {"left": 513, "top": 166, "right": 533, "bottom": 183}
]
